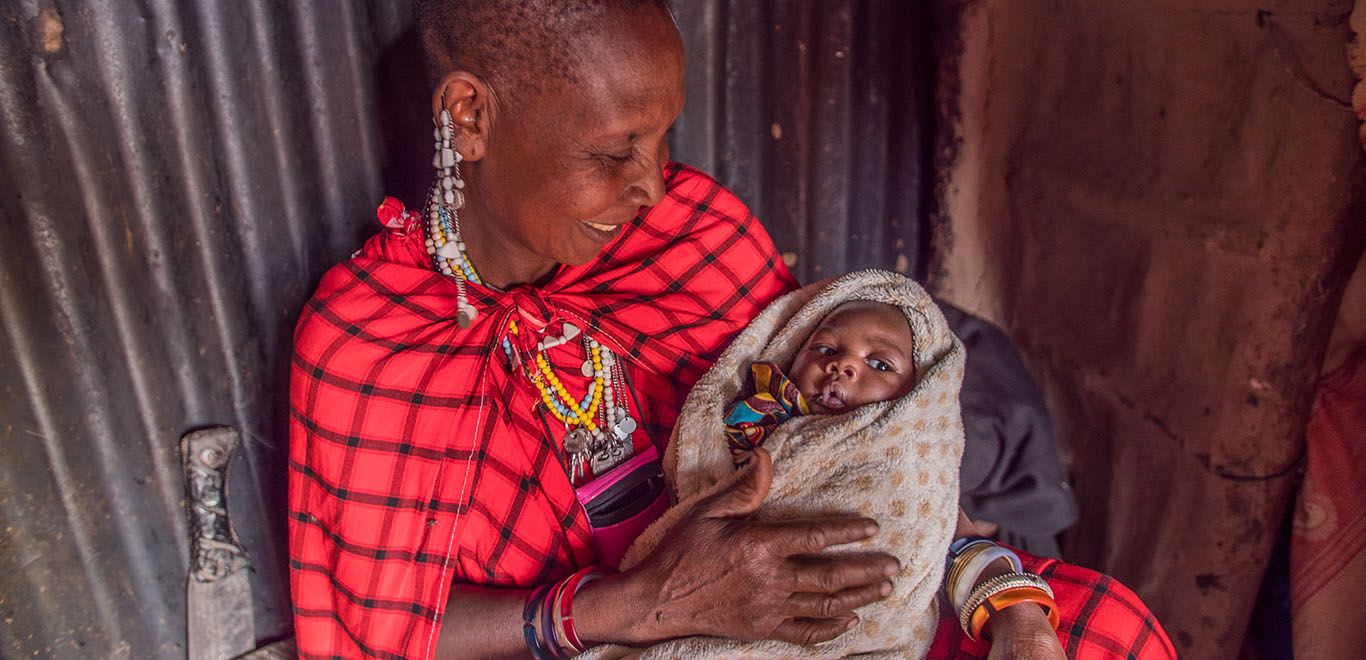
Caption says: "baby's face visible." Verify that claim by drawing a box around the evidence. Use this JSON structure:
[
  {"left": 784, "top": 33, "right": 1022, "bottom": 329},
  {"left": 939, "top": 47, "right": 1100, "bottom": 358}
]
[{"left": 790, "top": 301, "right": 917, "bottom": 414}]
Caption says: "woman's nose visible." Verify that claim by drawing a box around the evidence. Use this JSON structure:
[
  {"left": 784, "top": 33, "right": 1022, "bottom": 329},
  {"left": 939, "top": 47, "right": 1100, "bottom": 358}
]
[
  {"left": 622, "top": 142, "right": 669, "bottom": 207},
  {"left": 621, "top": 166, "right": 666, "bottom": 208},
  {"left": 635, "top": 166, "right": 667, "bottom": 206}
]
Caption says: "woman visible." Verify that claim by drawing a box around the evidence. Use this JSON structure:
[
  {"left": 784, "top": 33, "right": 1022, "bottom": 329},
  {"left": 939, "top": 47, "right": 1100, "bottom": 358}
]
[{"left": 288, "top": 1, "right": 1172, "bottom": 658}]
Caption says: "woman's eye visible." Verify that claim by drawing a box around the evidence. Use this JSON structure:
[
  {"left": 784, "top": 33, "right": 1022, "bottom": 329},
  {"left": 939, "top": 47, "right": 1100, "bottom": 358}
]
[
  {"left": 867, "top": 358, "right": 893, "bottom": 372},
  {"left": 597, "top": 151, "right": 634, "bottom": 166}
]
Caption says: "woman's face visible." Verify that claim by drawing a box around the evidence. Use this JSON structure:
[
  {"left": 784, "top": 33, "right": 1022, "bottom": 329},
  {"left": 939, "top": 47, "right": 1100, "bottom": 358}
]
[{"left": 456, "top": 4, "right": 686, "bottom": 282}]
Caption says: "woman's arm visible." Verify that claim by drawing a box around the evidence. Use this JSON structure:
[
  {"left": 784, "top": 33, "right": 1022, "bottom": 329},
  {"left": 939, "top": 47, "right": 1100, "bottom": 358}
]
[
  {"left": 436, "top": 448, "right": 899, "bottom": 657},
  {"left": 434, "top": 585, "right": 534, "bottom": 659},
  {"left": 954, "top": 509, "right": 1066, "bottom": 660}
]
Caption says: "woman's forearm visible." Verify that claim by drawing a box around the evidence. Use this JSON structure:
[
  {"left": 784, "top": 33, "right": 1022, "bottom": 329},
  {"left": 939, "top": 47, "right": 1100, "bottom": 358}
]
[
  {"left": 952, "top": 508, "right": 1064, "bottom": 657},
  {"left": 571, "top": 569, "right": 663, "bottom": 645},
  {"left": 436, "top": 572, "right": 661, "bottom": 659},
  {"left": 435, "top": 585, "right": 533, "bottom": 660}
]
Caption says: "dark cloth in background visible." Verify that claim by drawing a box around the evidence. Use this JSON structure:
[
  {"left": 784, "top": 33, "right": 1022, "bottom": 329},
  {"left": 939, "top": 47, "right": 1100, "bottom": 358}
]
[{"left": 938, "top": 301, "right": 1078, "bottom": 557}]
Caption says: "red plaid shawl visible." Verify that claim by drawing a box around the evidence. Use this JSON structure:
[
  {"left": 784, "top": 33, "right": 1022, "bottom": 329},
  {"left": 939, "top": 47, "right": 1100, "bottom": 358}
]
[{"left": 289, "top": 163, "right": 1173, "bottom": 659}]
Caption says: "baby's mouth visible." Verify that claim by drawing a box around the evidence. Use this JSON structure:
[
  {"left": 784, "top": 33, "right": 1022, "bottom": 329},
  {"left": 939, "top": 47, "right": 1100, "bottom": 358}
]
[{"left": 811, "top": 381, "right": 848, "bottom": 411}]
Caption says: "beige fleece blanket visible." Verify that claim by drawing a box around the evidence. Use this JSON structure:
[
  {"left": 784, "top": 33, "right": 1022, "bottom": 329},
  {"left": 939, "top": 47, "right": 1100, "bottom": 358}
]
[{"left": 589, "top": 270, "right": 966, "bottom": 659}]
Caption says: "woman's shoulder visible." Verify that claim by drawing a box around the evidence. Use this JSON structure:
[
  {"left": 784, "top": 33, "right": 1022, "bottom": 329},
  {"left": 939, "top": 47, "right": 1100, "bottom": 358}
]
[{"left": 293, "top": 203, "right": 454, "bottom": 353}]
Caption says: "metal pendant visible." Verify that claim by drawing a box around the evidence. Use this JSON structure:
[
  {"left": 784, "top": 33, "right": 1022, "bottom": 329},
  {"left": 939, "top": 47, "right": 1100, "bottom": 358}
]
[
  {"left": 589, "top": 440, "right": 629, "bottom": 474},
  {"left": 613, "top": 416, "right": 638, "bottom": 439},
  {"left": 457, "top": 308, "right": 474, "bottom": 329}
]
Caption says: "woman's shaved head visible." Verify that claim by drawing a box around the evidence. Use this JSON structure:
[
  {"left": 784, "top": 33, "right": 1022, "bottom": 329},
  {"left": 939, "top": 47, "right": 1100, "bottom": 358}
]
[{"left": 415, "top": 0, "right": 674, "bottom": 96}]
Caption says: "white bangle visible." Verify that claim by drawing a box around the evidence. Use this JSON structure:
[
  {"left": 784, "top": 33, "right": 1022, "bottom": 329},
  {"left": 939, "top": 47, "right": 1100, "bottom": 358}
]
[{"left": 950, "top": 545, "right": 1023, "bottom": 612}]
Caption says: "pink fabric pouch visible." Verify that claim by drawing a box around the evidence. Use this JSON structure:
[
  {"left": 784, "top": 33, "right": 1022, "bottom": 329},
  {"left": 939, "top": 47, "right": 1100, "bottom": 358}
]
[{"left": 575, "top": 444, "right": 669, "bottom": 569}]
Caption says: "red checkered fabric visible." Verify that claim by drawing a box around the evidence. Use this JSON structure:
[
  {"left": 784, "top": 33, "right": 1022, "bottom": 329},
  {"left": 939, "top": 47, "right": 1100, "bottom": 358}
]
[
  {"left": 288, "top": 163, "right": 799, "bottom": 658},
  {"left": 928, "top": 552, "right": 1177, "bottom": 659}
]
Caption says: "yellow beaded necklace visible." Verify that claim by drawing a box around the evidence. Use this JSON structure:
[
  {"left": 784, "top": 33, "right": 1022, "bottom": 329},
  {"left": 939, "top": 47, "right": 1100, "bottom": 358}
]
[
  {"left": 506, "top": 320, "right": 606, "bottom": 431},
  {"left": 444, "top": 242, "right": 607, "bottom": 433}
]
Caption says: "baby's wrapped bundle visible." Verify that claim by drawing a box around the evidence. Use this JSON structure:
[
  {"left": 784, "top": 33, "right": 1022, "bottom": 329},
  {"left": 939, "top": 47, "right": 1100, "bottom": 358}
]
[{"left": 596, "top": 270, "right": 967, "bottom": 659}]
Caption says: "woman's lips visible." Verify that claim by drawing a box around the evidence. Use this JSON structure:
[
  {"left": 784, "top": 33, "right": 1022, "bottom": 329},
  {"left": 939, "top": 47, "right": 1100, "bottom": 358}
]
[{"left": 579, "top": 220, "right": 626, "bottom": 243}]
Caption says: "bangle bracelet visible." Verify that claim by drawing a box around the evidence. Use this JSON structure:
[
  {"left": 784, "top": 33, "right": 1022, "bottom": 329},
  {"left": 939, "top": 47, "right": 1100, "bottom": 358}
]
[
  {"left": 948, "top": 535, "right": 994, "bottom": 556},
  {"left": 944, "top": 539, "right": 994, "bottom": 603},
  {"left": 541, "top": 577, "right": 566, "bottom": 658},
  {"left": 946, "top": 542, "right": 994, "bottom": 609},
  {"left": 523, "top": 583, "right": 554, "bottom": 659},
  {"left": 952, "top": 545, "right": 1023, "bottom": 612},
  {"left": 525, "top": 566, "right": 609, "bottom": 659},
  {"left": 958, "top": 571, "right": 1054, "bottom": 640},
  {"left": 968, "top": 585, "right": 1060, "bottom": 641},
  {"left": 555, "top": 567, "right": 602, "bottom": 654},
  {"left": 525, "top": 574, "right": 577, "bottom": 659},
  {"left": 945, "top": 539, "right": 1022, "bottom": 612}
]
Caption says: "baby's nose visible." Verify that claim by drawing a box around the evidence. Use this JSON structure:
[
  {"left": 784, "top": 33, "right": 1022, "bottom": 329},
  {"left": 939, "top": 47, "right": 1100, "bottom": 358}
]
[{"left": 826, "top": 357, "right": 858, "bottom": 378}]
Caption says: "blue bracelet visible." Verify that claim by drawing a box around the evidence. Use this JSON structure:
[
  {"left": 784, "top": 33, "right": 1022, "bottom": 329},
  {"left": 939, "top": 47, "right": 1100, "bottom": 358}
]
[
  {"left": 943, "top": 536, "right": 996, "bottom": 600},
  {"left": 522, "top": 583, "right": 554, "bottom": 660},
  {"left": 948, "top": 535, "right": 994, "bottom": 556}
]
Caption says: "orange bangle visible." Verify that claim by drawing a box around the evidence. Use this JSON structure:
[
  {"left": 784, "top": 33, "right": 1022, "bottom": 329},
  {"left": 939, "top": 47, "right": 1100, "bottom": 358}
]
[{"left": 968, "top": 585, "right": 1061, "bottom": 641}]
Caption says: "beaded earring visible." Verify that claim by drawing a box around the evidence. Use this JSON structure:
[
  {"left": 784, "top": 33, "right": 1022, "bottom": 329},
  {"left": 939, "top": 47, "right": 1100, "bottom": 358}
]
[{"left": 425, "top": 107, "right": 479, "bottom": 328}]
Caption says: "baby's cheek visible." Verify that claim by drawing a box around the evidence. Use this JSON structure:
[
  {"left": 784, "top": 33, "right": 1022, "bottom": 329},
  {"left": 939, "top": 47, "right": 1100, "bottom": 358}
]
[
  {"left": 789, "top": 358, "right": 815, "bottom": 389},
  {"left": 894, "top": 372, "right": 917, "bottom": 397}
]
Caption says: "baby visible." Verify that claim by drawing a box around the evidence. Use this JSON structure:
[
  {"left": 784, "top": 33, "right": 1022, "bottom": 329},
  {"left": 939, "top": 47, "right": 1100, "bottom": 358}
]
[
  {"left": 600, "top": 270, "right": 966, "bottom": 659},
  {"left": 724, "top": 299, "right": 919, "bottom": 467}
]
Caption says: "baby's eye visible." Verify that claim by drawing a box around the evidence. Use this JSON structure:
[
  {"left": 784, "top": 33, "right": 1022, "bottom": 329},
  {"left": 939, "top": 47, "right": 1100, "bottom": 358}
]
[
  {"left": 813, "top": 345, "right": 836, "bottom": 356},
  {"left": 867, "top": 358, "right": 893, "bottom": 372}
]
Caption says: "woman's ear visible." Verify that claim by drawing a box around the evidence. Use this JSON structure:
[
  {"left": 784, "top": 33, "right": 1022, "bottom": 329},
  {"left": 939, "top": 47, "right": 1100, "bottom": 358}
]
[{"left": 431, "top": 71, "right": 492, "bottom": 162}]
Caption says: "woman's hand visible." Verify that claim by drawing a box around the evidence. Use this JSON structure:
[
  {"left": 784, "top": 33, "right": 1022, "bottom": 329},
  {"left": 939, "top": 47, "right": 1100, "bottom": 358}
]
[{"left": 587, "top": 447, "right": 899, "bottom": 646}]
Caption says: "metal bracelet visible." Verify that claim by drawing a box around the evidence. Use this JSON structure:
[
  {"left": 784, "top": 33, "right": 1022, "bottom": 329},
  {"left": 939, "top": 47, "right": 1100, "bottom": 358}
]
[{"left": 957, "top": 571, "right": 1053, "bottom": 639}]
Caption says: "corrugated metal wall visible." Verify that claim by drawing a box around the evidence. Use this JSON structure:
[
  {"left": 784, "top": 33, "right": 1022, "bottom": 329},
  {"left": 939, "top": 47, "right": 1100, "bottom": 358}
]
[
  {"left": 0, "top": 1, "right": 930, "bottom": 657},
  {"left": 671, "top": 0, "right": 931, "bottom": 281}
]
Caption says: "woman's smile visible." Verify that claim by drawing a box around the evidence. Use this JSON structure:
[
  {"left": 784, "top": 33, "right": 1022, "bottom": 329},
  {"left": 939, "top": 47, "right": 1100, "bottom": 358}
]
[{"left": 580, "top": 219, "right": 628, "bottom": 243}]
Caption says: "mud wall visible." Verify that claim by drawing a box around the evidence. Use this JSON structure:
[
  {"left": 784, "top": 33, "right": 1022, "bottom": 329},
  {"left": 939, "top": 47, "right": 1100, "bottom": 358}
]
[{"left": 930, "top": 1, "right": 1366, "bottom": 657}]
